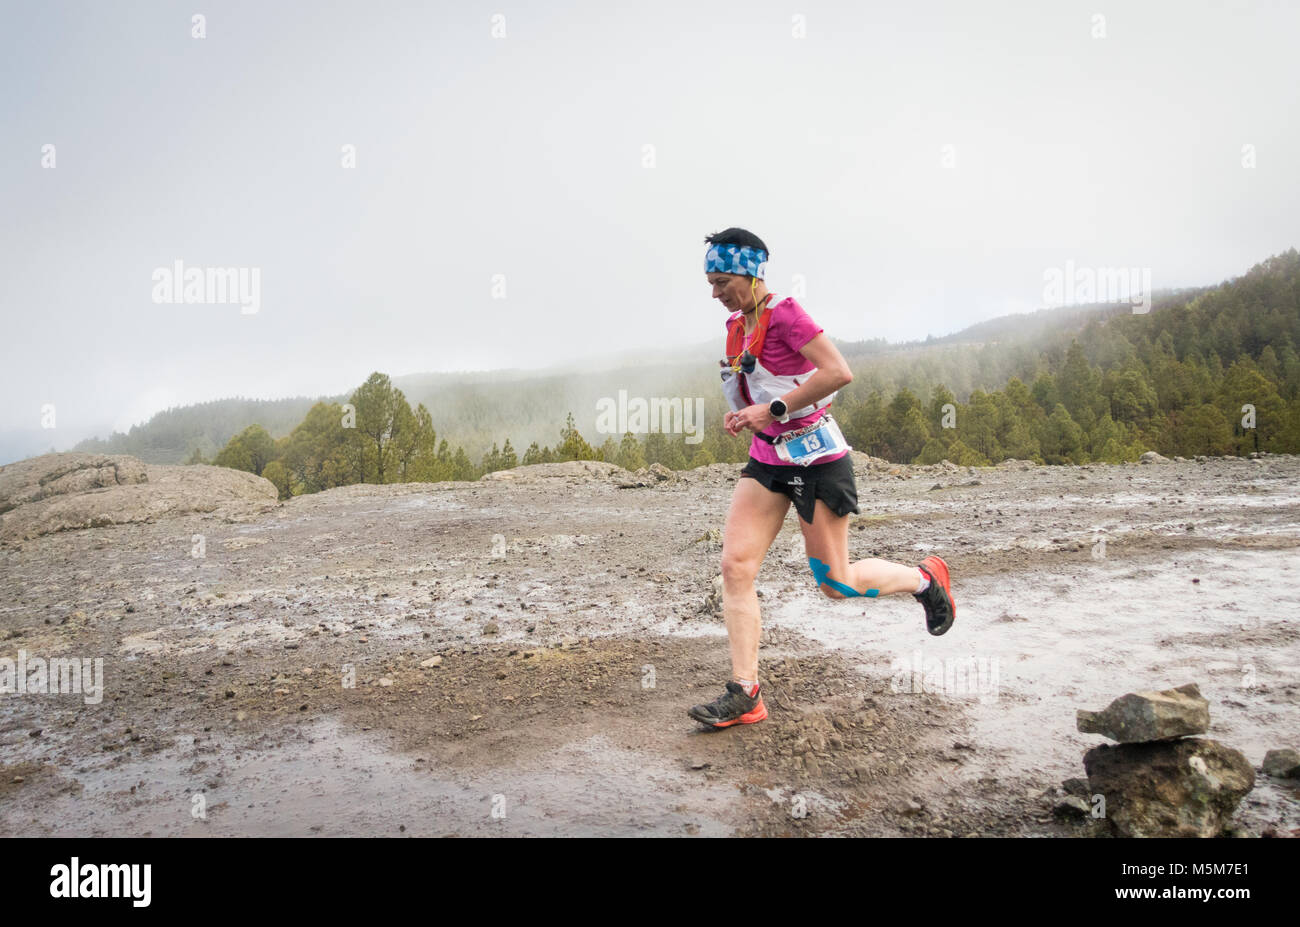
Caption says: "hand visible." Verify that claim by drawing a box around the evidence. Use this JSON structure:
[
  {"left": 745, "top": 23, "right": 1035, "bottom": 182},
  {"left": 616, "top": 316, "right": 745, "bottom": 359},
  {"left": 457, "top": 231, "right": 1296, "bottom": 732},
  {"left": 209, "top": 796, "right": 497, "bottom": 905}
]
[{"left": 725, "top": 404, "right": 775, "bottom": 436}]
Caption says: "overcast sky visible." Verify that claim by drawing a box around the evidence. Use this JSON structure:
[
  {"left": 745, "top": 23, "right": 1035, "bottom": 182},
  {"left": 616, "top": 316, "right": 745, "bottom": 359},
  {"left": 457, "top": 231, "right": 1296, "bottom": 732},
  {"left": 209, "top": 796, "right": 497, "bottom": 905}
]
[{"left": 2, "top": 0, "right": 1297, "bottom": 445}]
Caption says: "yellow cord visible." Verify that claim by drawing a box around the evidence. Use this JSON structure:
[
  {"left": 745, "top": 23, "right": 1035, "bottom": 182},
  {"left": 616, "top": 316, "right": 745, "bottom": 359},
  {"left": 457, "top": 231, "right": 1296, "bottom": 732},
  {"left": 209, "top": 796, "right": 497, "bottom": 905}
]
[{"left": 730, "top": 282, "right": 773, "bottom": 371}]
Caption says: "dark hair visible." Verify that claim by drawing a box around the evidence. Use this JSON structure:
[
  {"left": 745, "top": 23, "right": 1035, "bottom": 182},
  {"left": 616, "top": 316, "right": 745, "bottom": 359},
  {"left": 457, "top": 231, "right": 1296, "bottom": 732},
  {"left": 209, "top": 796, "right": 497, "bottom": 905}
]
[{"left": 704, "top": 227, "right": 769, "bottom": 256}]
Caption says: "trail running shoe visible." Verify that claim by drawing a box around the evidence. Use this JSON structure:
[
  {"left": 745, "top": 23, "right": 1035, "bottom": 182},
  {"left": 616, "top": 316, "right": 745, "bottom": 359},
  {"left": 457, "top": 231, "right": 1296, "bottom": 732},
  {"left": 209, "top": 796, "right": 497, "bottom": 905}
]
[
  {"left": 687, "top": 681, "right": 768, "bottom": 729},
  {"left": 915, "top": 555, "right": 955, "bottom": 636}
]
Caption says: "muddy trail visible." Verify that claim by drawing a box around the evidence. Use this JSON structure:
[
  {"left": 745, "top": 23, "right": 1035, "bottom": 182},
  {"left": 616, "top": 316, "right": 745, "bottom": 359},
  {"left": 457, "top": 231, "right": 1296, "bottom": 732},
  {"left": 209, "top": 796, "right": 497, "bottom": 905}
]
[{"left": 2, "top": 453, "right": 1298, "bottom": 837}]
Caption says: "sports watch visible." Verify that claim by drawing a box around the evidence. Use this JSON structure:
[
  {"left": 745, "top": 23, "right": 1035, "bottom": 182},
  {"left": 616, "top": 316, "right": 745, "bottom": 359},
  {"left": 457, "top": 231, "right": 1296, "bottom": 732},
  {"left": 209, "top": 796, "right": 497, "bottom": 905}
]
[{"left": 768, "top": 398, "right": 790, "bottom": 423}]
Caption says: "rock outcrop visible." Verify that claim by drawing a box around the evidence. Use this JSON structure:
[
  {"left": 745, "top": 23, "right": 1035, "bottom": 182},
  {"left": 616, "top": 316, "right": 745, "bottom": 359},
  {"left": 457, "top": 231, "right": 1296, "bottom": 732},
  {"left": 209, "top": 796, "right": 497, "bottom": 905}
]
[
  {"left": 0, "top": 453, "right": 279, "bottom": 547},
  {"left": 0, "top": 453, "right": 147, "bottom": 513},
  {"left": 480, "top": 460, "right": 629, "bottom": 483},
  {"left": 617, "top": 462, "right": 680, "bottom": 488}
]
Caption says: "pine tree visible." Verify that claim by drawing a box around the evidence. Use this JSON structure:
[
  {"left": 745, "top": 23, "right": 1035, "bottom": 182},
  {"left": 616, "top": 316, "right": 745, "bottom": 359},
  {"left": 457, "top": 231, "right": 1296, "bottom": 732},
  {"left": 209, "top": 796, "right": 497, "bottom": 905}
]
[
  {"left": 1031, "top": 373, "right": 1060, "bottom": 414},
  {"left": 1059, "top": 341, "right": 1102, "bottom": 424},
  {"left": 616, "top": 432, "right": 646, "bottom": 470},
  {"left": 844, "top": 390, "right": 886, "bottom": 456},
  {"left": 1038, "top": 404, "right": 1084, "bottom": 464},
  {"left": 943, "top": 438, "right": 988, "bottom": 467},
  {"left": 885, "top": 389, "right": 924, "bottom": 461},
  {"left": 260, "top": 460, "right": 291, "bottom": 499},
  {"left": 406, "top": 404, "right": 439, "bottom": 482},
  {"left": 928, "top": 384, "right": 957, "bottom": 433},
  {"left": 1107, "top": 367, "right": 1159, "bottom": 426},
  {"left": 644, "top": 430, "right": 687, "bottom": 469},
  {"left": 1173, "top": 405, "right": 1231, "bottom": 457},
  {"left": 915, "top": 437, "right": 951, "bottom": 465},
  {"left": 213, "top": 424, "right": 276, "bottom": 476},
  {"left": 999, "top": 418, "right": 1041, "bottom": 462},
  {"left": 1220, "top": 359, "right": 1285, "bottom": 452},
  {"left": 557, "top": 412, "right": 599, "bottom": 461},
  {"left": 688, "top": 446, "right": 716, "bottom": 468},
  {"left": 349, "top": 372, "right": 408, "bottom": 483},
  {"left": 450, "top": 446, "right": 475, "bottom": 480},
  {"left": 960, "top": 390, "right": 1001, "bottom": 462},
  {"left": 897, "top": 406, "right": 931, "bottom": 463}
]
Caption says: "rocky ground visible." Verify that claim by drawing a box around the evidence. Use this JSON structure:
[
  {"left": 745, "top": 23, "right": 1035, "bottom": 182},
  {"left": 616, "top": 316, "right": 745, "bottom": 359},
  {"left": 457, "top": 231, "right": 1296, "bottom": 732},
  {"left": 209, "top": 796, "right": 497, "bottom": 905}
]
[{"left": 1, "top": 451, "right": 1298, "bottom": 837}]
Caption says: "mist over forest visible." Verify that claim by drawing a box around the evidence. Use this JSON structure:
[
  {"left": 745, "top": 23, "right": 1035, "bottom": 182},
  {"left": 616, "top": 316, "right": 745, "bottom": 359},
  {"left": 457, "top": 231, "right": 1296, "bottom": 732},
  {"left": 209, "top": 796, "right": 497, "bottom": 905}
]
[{"left": 46, "top": 249, "right": 1300, "bottom": 497}]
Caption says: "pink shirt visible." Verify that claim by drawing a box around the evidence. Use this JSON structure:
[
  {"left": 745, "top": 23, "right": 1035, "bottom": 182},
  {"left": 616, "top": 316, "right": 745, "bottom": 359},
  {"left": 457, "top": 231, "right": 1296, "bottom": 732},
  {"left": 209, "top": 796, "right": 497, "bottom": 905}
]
[{"left": 725, "top": 295, "right": 849, "bottom": 467}]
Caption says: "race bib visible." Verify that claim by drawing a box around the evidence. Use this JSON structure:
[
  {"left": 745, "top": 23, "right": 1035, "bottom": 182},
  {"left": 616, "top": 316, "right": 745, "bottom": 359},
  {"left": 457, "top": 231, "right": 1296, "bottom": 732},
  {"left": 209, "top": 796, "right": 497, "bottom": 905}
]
[{"left": 774, "top": 415, "right": 849, "bottom": 466}]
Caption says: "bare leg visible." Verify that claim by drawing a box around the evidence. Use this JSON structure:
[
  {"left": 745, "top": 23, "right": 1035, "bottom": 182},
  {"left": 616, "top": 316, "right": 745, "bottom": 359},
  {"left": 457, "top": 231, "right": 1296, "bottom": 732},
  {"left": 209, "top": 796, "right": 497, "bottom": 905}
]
[
  {"left": 799, "top": 499, "right": 921, "bottom": 598},
  {"left": 720, "top": 477, "right": 791, "bottom": 681}
]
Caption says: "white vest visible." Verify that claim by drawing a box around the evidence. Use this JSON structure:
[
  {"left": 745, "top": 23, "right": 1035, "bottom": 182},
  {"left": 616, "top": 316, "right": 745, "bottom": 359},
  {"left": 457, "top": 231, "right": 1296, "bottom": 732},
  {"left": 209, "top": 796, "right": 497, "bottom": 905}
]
[{"left": 721, "top": 354, "right": 836, "bottom": 418}]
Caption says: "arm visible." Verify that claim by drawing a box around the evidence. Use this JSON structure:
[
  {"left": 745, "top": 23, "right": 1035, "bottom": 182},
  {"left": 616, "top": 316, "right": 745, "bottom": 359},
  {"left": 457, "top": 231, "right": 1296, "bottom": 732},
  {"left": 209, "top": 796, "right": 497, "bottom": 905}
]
[
  {"left": 724, "top": 333, "right": 854, "bottom": 435},
  {"left": 775, "top": 332, "right": 853, "bottom": 413}
]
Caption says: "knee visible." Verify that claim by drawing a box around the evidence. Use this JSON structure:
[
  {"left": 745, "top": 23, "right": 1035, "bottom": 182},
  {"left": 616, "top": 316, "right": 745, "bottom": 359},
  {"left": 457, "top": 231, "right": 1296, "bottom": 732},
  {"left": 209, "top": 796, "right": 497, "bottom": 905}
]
[
  {"left": 721, "top": 554, "right": 759, "bottom": 588},
  {"left": 808, "top": 556, "right": 848, "bottom": 599}
]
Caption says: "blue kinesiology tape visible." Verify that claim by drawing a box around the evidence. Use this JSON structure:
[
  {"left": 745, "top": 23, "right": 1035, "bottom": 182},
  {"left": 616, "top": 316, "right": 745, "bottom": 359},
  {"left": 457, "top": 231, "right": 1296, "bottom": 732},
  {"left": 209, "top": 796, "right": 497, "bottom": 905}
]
[{"left": 809, "top": 557, "right": 879, "bottom": 598}]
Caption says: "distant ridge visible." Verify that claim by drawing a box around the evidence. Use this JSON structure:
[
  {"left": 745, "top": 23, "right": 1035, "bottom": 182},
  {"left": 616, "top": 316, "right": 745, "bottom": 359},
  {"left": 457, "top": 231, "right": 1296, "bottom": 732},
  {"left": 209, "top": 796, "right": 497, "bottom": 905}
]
[{"left": 21, "top": 255, "right": 1283, "bottom": 468}]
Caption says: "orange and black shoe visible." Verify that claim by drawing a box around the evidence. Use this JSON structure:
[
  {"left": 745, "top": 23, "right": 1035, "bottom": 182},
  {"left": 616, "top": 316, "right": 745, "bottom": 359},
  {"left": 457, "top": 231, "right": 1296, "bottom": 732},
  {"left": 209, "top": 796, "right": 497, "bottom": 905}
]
[
  {"left": 687, "top": 682, "right": 768, "bottom": 729},
  {"left": 915, "top": 555, "right": 955, "bottom": 636}
]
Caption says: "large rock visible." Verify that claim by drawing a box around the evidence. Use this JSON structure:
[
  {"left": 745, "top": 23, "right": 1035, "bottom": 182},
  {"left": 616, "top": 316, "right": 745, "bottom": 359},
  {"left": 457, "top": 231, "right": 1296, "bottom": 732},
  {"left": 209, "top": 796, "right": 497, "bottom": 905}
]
[
  {"left": 1262, "top": 748, "right": 1300, "bottom": 778},
  {"left": 1139, "top": 451, "right": 1170, "bottom": 464},
  {"left": 0, "top": 452, "right": 147, "bottom": 514},
  {"left": 849, "top": 451, "right": 895, "bottom": 472},
  {"left": 1076, "top": 683, "right": 1210, "bottom": 742},
  {"left": 0, "top": 453, "right": 278, "bottom": 547},
  {"left": 615, "top": 463, "right": 680, "bottom": 488},
  {"left": 677, "top": 462, "right": 740, "bottom": 483},
  {"left": 1083, "top": 738, "right": 1255, "bottom": 837},
  {"left": 479, "top": 460, "right": 628, "bottom": 483}
]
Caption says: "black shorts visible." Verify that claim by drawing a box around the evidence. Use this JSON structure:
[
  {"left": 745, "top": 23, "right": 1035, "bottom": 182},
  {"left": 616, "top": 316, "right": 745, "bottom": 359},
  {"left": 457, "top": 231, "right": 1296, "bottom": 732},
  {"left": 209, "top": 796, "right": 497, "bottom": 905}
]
[{"left": 739, "top": 453, "right": 860, "bottom": 525}]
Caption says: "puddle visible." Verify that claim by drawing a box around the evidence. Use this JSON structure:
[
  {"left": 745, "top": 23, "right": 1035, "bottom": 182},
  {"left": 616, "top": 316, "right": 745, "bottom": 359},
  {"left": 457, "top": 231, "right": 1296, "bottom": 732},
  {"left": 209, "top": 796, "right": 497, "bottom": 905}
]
[
  {"left": 0, "top": 718, "right": 739, "bottom": 837},
  {"left": 762, "top": 547, "right": 1300, "bottom": 830}
]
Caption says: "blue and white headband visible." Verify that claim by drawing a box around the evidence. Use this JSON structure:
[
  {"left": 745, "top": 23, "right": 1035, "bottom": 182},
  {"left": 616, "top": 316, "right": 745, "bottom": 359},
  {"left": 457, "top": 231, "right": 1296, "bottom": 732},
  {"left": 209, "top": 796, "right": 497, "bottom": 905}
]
[{"left": 704, "top": 243, "right": 767, "bottom": 279}]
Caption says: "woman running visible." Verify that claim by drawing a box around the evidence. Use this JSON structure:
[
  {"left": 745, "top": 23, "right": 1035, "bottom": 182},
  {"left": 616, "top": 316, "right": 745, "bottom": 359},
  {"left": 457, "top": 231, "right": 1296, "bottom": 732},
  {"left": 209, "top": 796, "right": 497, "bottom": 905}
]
[{"left": 688, "top": 227, "right": 956, "bottom": 729}]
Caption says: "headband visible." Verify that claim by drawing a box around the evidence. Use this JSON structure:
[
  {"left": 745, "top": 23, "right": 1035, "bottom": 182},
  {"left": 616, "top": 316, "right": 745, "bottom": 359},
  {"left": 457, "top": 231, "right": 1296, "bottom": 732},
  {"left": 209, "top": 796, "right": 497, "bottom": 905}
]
[{"left": 704, "top": 243, "right": 767, "bottom": 279}]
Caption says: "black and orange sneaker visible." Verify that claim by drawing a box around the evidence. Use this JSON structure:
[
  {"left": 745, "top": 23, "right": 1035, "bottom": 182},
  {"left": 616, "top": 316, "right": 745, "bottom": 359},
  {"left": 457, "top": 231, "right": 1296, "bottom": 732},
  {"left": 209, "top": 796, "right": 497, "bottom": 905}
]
[
  {"left": 915, "top": 555, "right": 955, "bottom": 636},
  {"left": 687, "top": 682, "right": 768, "bottom": 729}
]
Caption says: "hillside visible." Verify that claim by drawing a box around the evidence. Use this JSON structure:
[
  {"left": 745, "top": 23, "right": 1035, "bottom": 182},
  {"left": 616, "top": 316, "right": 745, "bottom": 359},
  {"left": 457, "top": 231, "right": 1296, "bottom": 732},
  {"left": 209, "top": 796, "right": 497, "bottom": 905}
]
[{"left": 55, "top": 281, "right": 1227, "bottom": 468}]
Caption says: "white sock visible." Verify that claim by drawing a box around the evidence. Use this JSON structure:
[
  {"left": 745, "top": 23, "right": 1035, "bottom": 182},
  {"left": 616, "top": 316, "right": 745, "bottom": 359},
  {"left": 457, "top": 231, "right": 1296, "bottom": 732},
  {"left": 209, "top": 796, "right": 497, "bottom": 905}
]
[
  {"left": 736, "top": 678, "right": 759, "bottom": 696},
  {"left": 914, "top": 569, "right": 931, "bottom": 594}
]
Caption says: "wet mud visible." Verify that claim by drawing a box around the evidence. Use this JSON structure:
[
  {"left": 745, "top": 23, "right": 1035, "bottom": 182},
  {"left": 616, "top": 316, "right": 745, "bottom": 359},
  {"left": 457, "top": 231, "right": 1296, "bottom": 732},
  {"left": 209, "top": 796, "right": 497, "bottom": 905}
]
[{"left": 2, "top": 454, "right": 1298, "bottom": 836}]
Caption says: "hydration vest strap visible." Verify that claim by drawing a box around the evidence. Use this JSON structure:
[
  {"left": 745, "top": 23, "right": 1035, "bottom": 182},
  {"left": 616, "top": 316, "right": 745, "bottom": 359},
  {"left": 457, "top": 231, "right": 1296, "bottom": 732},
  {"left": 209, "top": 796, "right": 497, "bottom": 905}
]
[{"left": 726, "top": 300, "right": 775, "bottom": 362}]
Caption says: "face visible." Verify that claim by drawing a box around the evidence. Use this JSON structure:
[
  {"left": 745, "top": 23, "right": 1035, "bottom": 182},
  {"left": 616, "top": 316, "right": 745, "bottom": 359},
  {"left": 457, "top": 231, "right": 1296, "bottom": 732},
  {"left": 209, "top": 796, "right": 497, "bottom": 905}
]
[{"left": 707, "top": 272, "right": 755, "bottom": 313}]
